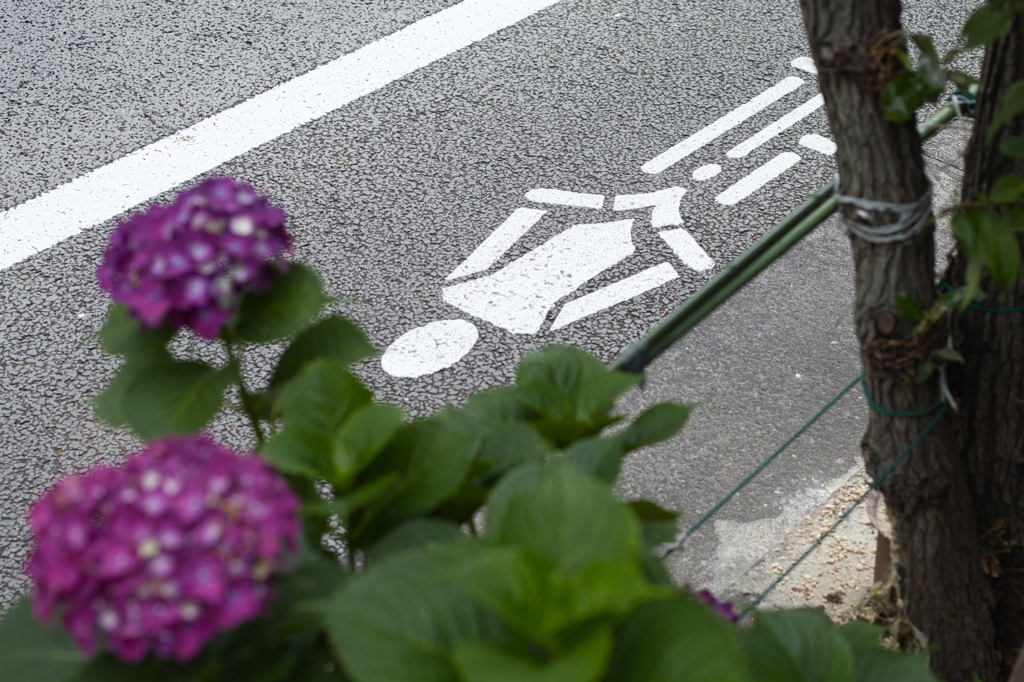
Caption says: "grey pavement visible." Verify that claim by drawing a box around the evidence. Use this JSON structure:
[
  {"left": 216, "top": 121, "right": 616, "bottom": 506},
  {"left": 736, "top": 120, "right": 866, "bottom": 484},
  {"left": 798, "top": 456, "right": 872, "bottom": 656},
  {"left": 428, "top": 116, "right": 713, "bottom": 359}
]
[{"left": 1, "top": 0, "right": 979, "bottom": 607}]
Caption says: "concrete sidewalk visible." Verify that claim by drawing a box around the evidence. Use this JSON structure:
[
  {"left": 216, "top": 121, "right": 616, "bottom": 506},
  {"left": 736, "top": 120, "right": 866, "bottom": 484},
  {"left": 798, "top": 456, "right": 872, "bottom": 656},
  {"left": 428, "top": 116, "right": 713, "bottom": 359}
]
[{"left": 616, "top": 120, "right": 970, "bottom": 617}]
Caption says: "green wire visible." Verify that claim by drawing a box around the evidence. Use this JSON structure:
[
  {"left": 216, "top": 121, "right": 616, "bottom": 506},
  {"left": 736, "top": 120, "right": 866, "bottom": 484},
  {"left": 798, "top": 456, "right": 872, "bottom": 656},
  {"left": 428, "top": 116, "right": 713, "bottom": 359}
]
[
  {"left": 937, "top": 279, "right": 1024, "bottom": 313},
  {"left": 860, "top": 382, "right": 944, "bottom": 418},
  {"left": 661, "top": 370, "right": 948, "bottom": 615},
  {"left": 739, "top": 403, "right": 947, "bottom": 618},
  {"left": 663, "top": 373, "right": 864, "bottom": 556}
]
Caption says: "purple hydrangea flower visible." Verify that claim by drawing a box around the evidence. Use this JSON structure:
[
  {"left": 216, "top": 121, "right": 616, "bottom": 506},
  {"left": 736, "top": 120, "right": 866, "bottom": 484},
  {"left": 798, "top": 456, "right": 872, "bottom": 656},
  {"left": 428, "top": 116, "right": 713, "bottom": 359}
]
[
  {"left": 26, "top": 435, "right": 300, "bottom": 663},
  {"left": 695, "top": 588, "right": 739, "bottom": 623},
  {"left": 96, "top": 178, "right": 292, "bottom": 339}
]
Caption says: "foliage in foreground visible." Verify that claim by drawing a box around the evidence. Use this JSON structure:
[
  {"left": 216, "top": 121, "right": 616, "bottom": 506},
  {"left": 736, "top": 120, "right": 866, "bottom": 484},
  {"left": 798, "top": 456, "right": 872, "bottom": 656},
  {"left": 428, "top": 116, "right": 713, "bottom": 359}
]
[{"left": 0, "top": 180, "right": 938, "bottom": 680}]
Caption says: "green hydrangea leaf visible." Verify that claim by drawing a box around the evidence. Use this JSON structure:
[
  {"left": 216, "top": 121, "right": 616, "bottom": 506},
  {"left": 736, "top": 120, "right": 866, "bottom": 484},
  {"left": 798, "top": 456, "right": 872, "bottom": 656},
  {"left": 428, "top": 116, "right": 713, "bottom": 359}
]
[
  {"left": 121, "top": 361, "right": 238, "bottom": 439},
  {"left": 270, "top": 315, "right": 375, "bottom": 390},
  {"left": 0, "top": 597, "right": 85, "bottom": 682},
  {"left": 605, "top": 596, "right": 751, "bottom": 682},
  {"left": 234, "top": 263, "right": 329, "bottom": 343},
  {"left": 743, "top": 609, "right": 855, "bottom": 682}
]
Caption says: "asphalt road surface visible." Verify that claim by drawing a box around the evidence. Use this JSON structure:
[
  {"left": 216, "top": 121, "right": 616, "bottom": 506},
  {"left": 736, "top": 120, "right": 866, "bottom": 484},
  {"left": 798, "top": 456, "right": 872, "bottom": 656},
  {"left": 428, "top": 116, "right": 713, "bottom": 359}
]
[{"left": 1, "top": 0, "right": 978, "bottom": 605}]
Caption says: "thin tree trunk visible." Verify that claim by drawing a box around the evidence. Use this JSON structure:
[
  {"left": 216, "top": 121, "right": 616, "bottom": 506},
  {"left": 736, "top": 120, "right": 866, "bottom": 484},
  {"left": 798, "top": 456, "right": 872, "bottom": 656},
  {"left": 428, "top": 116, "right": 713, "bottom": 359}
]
[
  {"left": 798, "top": 1, "right": 996, "bottom": 679},
  {"left": 948, "top": 17, "right": 1024, "bottom": 678}
]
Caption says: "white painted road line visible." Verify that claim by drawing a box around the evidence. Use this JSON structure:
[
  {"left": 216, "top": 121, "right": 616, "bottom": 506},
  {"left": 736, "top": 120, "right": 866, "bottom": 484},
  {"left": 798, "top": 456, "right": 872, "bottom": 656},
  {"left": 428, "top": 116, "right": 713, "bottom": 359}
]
[
  {"left": 800, "top": 133, "right": 837, "bottom": 155},
  {"left": 659, "top": 228, "right": 715, "bottom": 271},
  {"left": 791, "top": 56, "right": 818, "bottom": 74},
  {"left": 525, "top": 188, "right": 606, "bottom": 209},
  {"left": 613, "top": 187, "right": 686, "bottom": 227},
  {"left": 0, "top": 0, "right": 563, "bottom": 271},
  {"left": 446, "top": 208, "right": 547, "bottom": 281},
  {"left": 715, "top": 152, "right": 802, "bottom": 206},
  {"left": 641, "top": 77, "right": 805, "bottom": 175},
  {"left": 726, "top": 94, "right": 825, "bottom": 158},
  {"left": 551, "top": 262, "right": 678, "bottom": 330}
]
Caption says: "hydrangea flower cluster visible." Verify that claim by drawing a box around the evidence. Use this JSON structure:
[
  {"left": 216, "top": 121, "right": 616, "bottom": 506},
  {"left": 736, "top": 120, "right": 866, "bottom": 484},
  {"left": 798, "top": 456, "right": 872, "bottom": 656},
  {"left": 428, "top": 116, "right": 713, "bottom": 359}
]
[
  {"left": 26, "top": 435, "right": 300, "bottom": 663},
  {"left": 96, "top": 177, "right": 292, "bottom": 339}
]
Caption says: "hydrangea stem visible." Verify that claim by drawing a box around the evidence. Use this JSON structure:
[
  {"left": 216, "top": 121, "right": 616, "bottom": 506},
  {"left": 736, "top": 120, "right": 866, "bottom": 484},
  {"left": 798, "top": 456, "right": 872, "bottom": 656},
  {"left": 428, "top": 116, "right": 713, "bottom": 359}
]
[{"left": 223, "top": 337, "right": 265, "bottom": 445}]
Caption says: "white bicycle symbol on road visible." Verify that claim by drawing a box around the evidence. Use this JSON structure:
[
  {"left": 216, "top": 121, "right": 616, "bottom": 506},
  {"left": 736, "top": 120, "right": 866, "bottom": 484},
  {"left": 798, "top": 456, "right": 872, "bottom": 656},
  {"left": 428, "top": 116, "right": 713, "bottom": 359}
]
[{"left": 381, "top": 57, "right": 836, "bottom": 378}]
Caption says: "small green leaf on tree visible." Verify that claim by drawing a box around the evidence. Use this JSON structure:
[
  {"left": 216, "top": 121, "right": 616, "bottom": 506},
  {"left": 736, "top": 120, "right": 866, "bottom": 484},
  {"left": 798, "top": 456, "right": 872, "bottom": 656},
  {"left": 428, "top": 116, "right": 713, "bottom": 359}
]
[
  {"left": 303, "top": 474, "right": 401, "bottom": 535},
  {"left": 909, "top": 35, "right": 946, "bottom": 99},
  {"left": 511, "top": 346, "right": 638, "bottom": 448},
  {"left": 301, "top": 498, "right": 350, "bottom": 537},
  {"left": 627, "top": 500, "right": 679, "bottom": 523},
  {"left": 963, "top": 5, "right": 1012, "bottom": 48},
  {"left": 952, "top": 211, "right": 982, "bottom": 258},
  {"left": 910, "top": 34, "right": 938, "bottom": 60},
  {"left": 986, "top": 80, "right": 1024, "bottom": 144},
  {"left": 339, "top": 472, "right": 401, "bottom": 516},
  {"left": 350, "top": 419, "right": 477, "bottom": 543},
  {"left": 979, "top": 212, "right": 1021, "bottom": 290},
  {"left": 999, "top": 136, "right": 1024, "bottom": 160},
  {"left": 462, "top": 547, "right": 661, "bottom": 648},
  {"left": 233, "top": 263, "right": 329, "bottom": 343},
  {"left": 990, "top": 175, "right": 1024, "bottom": 204},
  {"left": 941, "top": 47, "right": 963, "bottom": 64},
  {"left": 964, "top": 258, "right": 985, "bottom": 311},
  {"left": 932, "top": 347, "right": 966, "bottom": 364},
  {"left": 882, "top": 74, "right": 917, "bottom": 123},
  {"left": 915, "top": 359, "right": 936, "bottom": 384},
  {"left": 947, "top": 70, "right": 977, "bottom": 91},
  {"left": 894, "top": 292, "right": 925, "bottom": 323},
  {"left": 474, "top": 422, "right": 552, "bottom": 478}
]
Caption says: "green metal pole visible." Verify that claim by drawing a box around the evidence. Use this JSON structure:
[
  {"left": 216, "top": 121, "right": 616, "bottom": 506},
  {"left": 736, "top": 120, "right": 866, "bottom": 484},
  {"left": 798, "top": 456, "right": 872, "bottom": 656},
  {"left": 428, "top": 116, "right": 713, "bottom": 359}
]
[{"left": 611, "top": 101, "right": 960, "bottom": 374}]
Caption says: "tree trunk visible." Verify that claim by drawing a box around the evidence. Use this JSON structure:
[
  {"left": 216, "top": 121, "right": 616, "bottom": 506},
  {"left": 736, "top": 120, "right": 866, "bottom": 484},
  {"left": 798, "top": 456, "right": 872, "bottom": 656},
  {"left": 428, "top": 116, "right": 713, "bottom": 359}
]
[
  {"left": 798, "top": 1, "right": 997, "bottom": 679},
  {"left": 947, "top": 17, "right": 1024, "bottom": 679}
]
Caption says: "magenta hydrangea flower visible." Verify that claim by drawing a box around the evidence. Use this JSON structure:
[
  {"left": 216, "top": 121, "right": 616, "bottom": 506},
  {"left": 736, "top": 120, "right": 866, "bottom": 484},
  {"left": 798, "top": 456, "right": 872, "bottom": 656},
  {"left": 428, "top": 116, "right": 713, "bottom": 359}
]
[
  {"left": 26, "top": 435, "right": 300, "bottom": 663},
  {"left": 96, "top": 178, "right": 292, "bottom": 339},
  {"left": 695, "top": 589, "right": 739, "bottom": 623}
]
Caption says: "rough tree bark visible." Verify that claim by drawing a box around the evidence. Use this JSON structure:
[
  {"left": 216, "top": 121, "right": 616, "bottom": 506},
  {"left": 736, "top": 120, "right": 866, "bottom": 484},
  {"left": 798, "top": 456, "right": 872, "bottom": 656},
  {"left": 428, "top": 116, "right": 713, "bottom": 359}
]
[
  {"left": 948, "top": 16, "right": 1024, "bottom": 677},
  {"left": 798, "top": 0, "right": 997, "bottom": 679}
]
